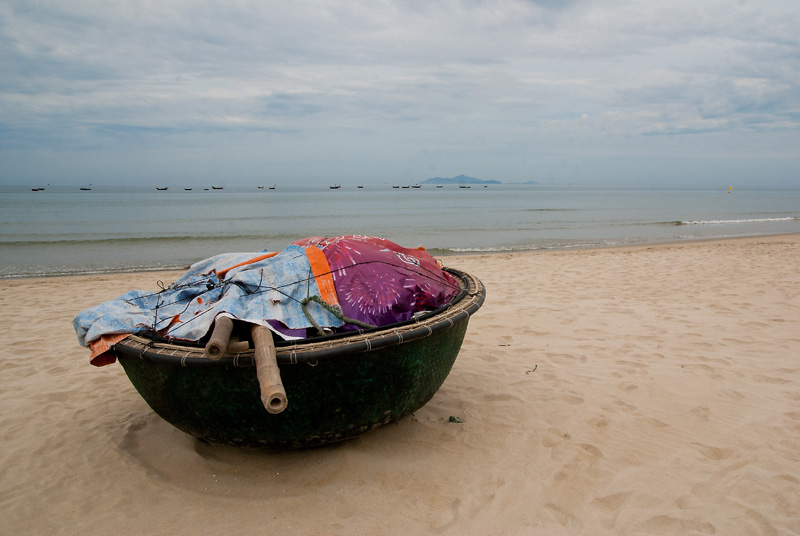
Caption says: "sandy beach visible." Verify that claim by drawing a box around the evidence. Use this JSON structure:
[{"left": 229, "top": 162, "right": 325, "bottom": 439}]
[{"left": 1, "top": 234, "right": 798, "bottom": 535}]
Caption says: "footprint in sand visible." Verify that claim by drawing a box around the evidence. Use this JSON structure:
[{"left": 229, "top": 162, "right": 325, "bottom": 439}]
[
  {"left": 752, "top": 374, "right": 792, "bottom": 384},
  {"left": 578, "top": 443, "right": 603, "bottom": 459},
  {"left": 481, "top": 393, "right": 521, "bottom": 403},
  {"left": 719, "top": 389, "right": 745, "bottom": 400},
  {"left": 616, "top": 359, "right": 648, "bottom": 369},
  {"left": 560, "top": 393, "right": 585, "bottom": 405},
  {"left": 637, "top": 514, "right": 716, "bottom": 535},
  {"left": 588, "top": 415, "right": 609, "bottom": 429},
  {"left": 591, "top": 491, "right": 633, "bottom": 513},
  {"left": 691, "top": 442, "right": 735, "bottom": 461},
  {"left": 541, "top": 428, "right": 571, "bottom": 448},
  {"left": 643, "top": 417, "right": 669, "bottom": 428},
  {"left": 611, "top": 400, "right": 637, "bottom": 412},
  {"left": 544, "top": 503, "right": 582, "bottom": 530}
]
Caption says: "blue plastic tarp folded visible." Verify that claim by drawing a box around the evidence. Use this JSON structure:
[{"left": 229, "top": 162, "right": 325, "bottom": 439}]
[{"left": 73, "top": 244, "right": 344, "bottom": 349}]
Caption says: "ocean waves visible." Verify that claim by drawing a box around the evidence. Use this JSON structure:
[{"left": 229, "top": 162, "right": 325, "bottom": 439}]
[
  {"left": 676, "top": 216, "right": 800, "bottom": 225},
  {"left": 3, "top": 186, "right": 799, "bottom": 278}
]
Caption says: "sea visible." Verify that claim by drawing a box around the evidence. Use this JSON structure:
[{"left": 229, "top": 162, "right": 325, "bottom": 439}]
[{"left": 2, "top": 183, "right": 799, "bottom": 279}]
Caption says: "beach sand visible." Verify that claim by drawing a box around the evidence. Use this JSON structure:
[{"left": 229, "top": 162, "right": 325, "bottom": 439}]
[{"left": 1, "top": 235, "right": 798, "bottom": 535}]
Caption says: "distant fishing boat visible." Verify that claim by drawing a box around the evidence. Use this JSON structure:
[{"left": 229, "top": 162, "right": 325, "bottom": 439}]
[
  {"left": 269, "top": 185, "right": 276, "bottom": 190},
  {"left": 257, "top": 186, "right": 264, "bottom": 189},
  {"left": 436, "top": 185, "right": 443, "bottom": 189},
  {"left": 392, "top": 185, "right": 400, "bottom": 189},
  {"left": 330, "top": 184, "right": 341, "bottom": 189},
  {"left": 411, "top": 184, "right": 421, "bottom": 189},
  {"left": 357, "top": 185, "right": 364, "bottom": 189},
  {"left": 185, "top": 188, "right": 192, "bottom": 191},
  {"left": 211, "top": 186, "right": 224, "bottom": 190},
  {"left": 156, "top": 187, "right": 168, "bottom": 191},
  {"left": 459, "top": 185, "right": 471, "bottom": 189},
  {"left": 80, "top": 187, "right": 92, "bottom": 191}
]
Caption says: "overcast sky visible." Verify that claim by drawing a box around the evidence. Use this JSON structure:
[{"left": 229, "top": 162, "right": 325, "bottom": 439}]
[{"left": 2, "top": 0, "right": 798, "bottom": 187}]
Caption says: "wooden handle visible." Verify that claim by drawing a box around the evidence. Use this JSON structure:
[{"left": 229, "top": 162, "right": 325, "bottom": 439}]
[
  {"left": 250, "top": 324, "right": 288, "bottom": 414},
  {"left": 205, "top": 316, "right": 234, "bottom": 360}
]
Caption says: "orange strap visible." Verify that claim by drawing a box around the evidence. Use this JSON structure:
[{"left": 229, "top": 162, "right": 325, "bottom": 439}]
[
  {"left": 217, "top": 251, "right": 280, "bottom": 279},
  {"left": 304, "top": 247, "right": 339, "bottom": 306}
]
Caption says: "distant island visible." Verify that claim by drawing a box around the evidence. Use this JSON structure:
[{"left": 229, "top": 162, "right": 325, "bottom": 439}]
[{"left": 423, "top": 174, "right": 502, "bottom": 185}]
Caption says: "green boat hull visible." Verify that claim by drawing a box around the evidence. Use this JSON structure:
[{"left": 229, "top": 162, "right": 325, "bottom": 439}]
[{"left": 113, "top": 269, "right": 484, "bottom": 449}]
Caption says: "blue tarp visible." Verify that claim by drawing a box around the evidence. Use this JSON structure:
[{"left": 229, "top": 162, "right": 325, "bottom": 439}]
[{"left": 73, "top": 244, "right": 343, "bottom": 348}]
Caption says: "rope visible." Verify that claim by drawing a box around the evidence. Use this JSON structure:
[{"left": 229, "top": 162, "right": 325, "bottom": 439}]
[{"left": 301, "top": 295, "right": 376, "bottom": 336}]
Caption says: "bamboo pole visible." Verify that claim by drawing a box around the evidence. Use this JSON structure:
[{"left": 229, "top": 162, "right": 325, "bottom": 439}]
[
  {"left": 250, "top": 324, "right": 288, "bottom": 414},
  {"left": 205, "top": 315, "right": 234, "bottom": 360},
  {"left": 225, "top": 335, "right": 250, "bottom": 354}
]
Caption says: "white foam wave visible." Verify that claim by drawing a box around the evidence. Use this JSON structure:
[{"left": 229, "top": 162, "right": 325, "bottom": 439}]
[
  {"left": 680, "top": 217, "right": 799, "bottom": 225},
  {"left": 447, "top": 241, "right": 616, "bottom": 253}
]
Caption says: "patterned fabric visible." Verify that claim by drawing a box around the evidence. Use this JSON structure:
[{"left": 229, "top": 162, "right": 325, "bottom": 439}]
[
  {"left": 74, "top": 237, "right": 459, "bottom": 366},
  {"left": 293, "top": 235, "right": 459, "bottom": 330}
]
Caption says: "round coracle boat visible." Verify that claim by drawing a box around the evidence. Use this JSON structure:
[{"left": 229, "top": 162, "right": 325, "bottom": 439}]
[{"left": 113, "top": 268, "right": 485, "bottom": 449}]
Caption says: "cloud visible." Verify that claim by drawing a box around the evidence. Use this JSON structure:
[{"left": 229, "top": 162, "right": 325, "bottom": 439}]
[{"left": 1, "top": 0, "right": 798, "bottom": 185}]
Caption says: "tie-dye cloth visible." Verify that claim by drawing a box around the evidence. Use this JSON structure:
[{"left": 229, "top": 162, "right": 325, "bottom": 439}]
[
  {"left": 293, "top": 235, "right": 459, "bottom": 330},
  {"left": 74, "top": 236, "right": 459, "bottom": 366}
]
